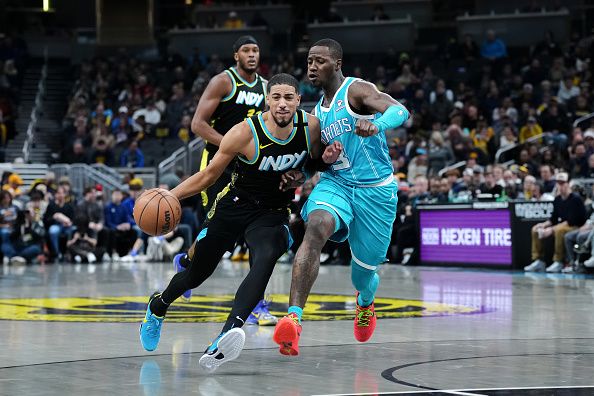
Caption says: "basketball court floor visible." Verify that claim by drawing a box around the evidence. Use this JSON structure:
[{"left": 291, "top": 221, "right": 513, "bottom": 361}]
[{"left": 1, "top": 260, "right": 594, "bottom": 395}]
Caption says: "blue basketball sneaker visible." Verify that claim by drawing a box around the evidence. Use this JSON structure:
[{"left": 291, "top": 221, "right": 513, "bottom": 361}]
[
  {"left": 173, "top": 253, "right": 192, "bottom": 302},
  {"left": 199, "top": 328, "right": 246, "bottom": 373},
  {"left": 246, "top": 298, "right": 278, "bottom": 326},
  {"left": 139, "top": 292, "right": 165, "bottom": 352}
]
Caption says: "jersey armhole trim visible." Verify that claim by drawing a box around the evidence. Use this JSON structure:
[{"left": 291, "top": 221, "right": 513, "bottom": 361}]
[
  {"left": 221, "top": 70, "right": 237, "bottom": 102},
  {"left": 238, "top": 118, "right": 260, "bottom": 164},
  {"left": 345, "top": 78, "right": 375, "bottom": 120}
]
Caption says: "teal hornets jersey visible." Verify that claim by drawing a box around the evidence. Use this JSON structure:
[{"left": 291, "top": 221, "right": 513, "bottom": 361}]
[{"left": 313, "top": 77, "right": 393, "bottom": 185}]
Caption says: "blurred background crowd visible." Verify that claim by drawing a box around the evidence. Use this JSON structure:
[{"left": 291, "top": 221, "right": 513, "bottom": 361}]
[{"left": 0, "top": 0, "right": 593, "bottom": 270}]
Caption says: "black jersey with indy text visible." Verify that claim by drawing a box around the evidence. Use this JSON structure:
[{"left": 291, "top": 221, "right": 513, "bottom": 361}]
[
  {"left": 207, "top": 67, "right": 267, "bottom": 154},
  {"left": 232, "top": 110, "right": 311, "bottom": 209}
]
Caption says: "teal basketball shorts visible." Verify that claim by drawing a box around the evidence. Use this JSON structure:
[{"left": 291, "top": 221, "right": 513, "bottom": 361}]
[{"left": 301, "top": 174, "right": 398, "bottom": 271}]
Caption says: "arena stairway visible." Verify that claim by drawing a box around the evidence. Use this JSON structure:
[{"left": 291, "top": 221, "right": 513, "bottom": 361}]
[{"left": 5, "top": 60, "right": 70, "bottom": 164}]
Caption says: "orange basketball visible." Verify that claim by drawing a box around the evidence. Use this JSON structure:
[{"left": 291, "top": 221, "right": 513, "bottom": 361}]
[{"left": 133, "top": 188, "right": 181, "bottom": 236}]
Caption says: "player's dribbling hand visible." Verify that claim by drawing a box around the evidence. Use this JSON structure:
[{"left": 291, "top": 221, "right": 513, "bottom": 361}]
[
  {"left": 279, "top": 169, "right": 306, "bottom": 191},
  {"left": 354, "top": 119, "right": 379, "bottom": 137},
  {"left": 322, "top": 141, "right": 343, "bottom": 164}
]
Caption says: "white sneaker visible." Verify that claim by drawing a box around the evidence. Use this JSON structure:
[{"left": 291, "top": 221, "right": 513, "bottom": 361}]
[
  {"left": 10, "top": 256, "right": 26, "bottom": 265},
  {"left": 112, "top": 253, "right": 121, "bottom": 262},
  {"left": 199, "top": 328, "right": 245, "bottom": 373},
  {"left": 561, "top": 265, "right": 575, "bottom": 274},
  {"left": 102, "top": 252, "right": 112, "bottom": 263},
  {"left": 524, "top": 259, "right": 546, "bottom": 272},
  {"left": 584, "top": 256, "right": 594, "bottom": 268},
  {"left": 74, "top": 255, "right": 82, "bottom": 264},
  {"left": 546, "top": 261, "right": 564, "bottom": 273},
  {"left": 120, "top": 254, "right": 135, "bottom": 262},
  {"left": 86, "top": 253, "right": 97, "bottom": 263},
  {"left": 320, "top": 253, "right": 330, "bottom": 263}
]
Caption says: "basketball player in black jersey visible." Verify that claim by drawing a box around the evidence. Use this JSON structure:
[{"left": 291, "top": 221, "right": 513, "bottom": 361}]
[
  {"left": 177, "top": 35, "right": 268, "bottom": 312},
  {"left": 192, "top": 35, "right": 266, "bottom": 213},
  {"left": 139, "top": 74, "right": 335, "bottom": 372}
]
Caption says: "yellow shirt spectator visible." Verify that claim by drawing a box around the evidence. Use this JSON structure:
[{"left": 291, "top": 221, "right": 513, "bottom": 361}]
[{"left": 519, "top": 117, "right": 543, "bottom": 143}]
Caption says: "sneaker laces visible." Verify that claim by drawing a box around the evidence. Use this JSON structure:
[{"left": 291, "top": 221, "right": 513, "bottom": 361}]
[
  {"left": 356, "top": 306, "right": 374, "bottom": 327},
  {"left": 287, "top": 313, "right": 301, "bottom": 326},
  {"left": 146, "top": 316, "right": 162, "bottom": 337}
]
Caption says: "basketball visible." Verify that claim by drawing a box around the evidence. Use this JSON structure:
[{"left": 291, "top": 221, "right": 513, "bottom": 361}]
[{"left": 133, "top": 188, "right": 181, "bottom": 236}]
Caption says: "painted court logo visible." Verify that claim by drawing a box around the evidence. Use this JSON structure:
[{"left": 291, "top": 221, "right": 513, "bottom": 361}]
[{"left": 0, "top": 294, "right": 484, "bottom": 322}]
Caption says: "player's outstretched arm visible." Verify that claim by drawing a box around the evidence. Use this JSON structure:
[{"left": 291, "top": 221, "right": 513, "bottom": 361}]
[
  {"left": 171, "top": 122, "right": 252, "bottom": 200},
  {"left": 349, "top": 80, "right": 410, "bottom": 137},
  {"left": 191, "top": 72, "right": 233, "bottom": 146}
]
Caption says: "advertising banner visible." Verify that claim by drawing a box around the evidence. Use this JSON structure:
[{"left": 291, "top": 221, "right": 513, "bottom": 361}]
[{"left": 420, "top": 209, "right": 512, "bottom": 265}]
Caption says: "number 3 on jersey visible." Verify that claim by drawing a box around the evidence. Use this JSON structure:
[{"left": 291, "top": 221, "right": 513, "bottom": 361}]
[{"left": 332, "top": 150, "right": 351, "bottom": 171}]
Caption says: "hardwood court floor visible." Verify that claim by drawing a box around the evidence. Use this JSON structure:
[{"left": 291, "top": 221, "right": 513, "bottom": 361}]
[{"left": 1, "top": 261, "right": 594, "bottom": 395}]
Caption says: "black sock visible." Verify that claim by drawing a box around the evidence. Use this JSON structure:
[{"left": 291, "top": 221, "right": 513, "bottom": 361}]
[
  {"left": 222, "top": 315, "right": 245, "bottom": 333},
  {"left": 150, "top": 295, "right": 169, "bottom": 317},
  {"left": 180, "top": 253, "right": 191, "bottom": 269}
]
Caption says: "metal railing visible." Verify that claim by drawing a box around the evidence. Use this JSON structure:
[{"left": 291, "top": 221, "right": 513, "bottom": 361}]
[
  {"left": 494, "top": 133, "right": 545, "bottom": 163},
  {"left": 22, "top": 46, "right": 48, "bottom": 163},
  {"left": 158, "top": 137, "right": 205, "bottom": 182},
  {"left": 438, "top": 161, "right": 467, "bottom": 177},
  {"left": 51, "top": 163, "right": 126, "bottom": 198},
  {"left": 573, "top": 111, "right": 594, "bottom": 128}
]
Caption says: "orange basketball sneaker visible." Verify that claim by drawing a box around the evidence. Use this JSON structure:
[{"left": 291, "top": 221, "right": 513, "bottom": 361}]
[
  {"left": 273, "top": 313, "right": 302, "bottom": 356},
  {"left": 354, "top": 293, "right": 376, "bottom": 342}
]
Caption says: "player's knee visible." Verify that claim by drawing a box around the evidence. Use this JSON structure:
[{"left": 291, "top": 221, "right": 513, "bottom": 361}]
[{"left": 304, "top": 213, "right": 335, "bottom": 247}]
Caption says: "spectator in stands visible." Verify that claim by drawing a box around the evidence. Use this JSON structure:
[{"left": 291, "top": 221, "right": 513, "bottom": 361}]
[
  {"left": 120, "top": 140, "right": 145, "bottom": 168},
  {"left": 89, "top": 138, "right": 115, "bottom": 166},
  {"left": 460, "top": 34, "right": 479, "bottom": 63},
  {"left": 76, "top": 186, "right": 105, "bottom": 251},
  {"left": 371, "top": 4, "right": 389, "bottom": 21},
  {"left": 2, "top": 173, "right": 23, "bottom": 198},
  {"left": 66, "top": 214, "right": 97, "bottom": 264},
  {"left": 104, "top": 189, "right": 135, "bottom": 259},
  {"left": 120, "top": 178, "right": 145, "bottom": 260},
  {"left": 134, "top": 74, "right": 154, "bottom": 101},
  {"left": 133, "top": 100, "right": 161, "bottom": 130},
  {"left": 224, "top": 11, "right": 244, "bottom": 28},
  {"left": 557, "top": 75, "right": 580, "bottom": 104},
  {"left": 481, "top": 29, "right": 507, "bottom": 61},
  {"left": 91, "top": 102, "right": 112, "bottom": 127},
  {"left": 569, "top": 142, "right": 588, "bottom": 178},
  {"left": 499, "top": 125, "right": 517, "bottom": 149},
  {"left": 26, "top": 189, "right": 47, "bottom": 222},
  {"left": 44, "top": 186, "right": 75, "bottom": 262},
  {"left": 58, "top": 177, "right": 76, "bottom": 204},
  {"left": 407, "top": 148, "right": 429, "bottom": 183},
  {"left": 519, "top": 116, "right": 543, "bottom": 143},
  {"left": 585, "top": 154, "right": 594, "bottom": 178},
  {"left": 480, "top": 171, "right": 503, "bottom": 197},
  {"left": 62, "top": 139, "right": 89, "bottom": 164},
  {"left": 564, "top": 210, "right": 594, "bottom": 273},
  {"left": 0, "top": 190, "right": 18, "bottom": 247},
  {"left": 520, "top": 175, "right": 537, "bottom": 200},
  {"left": 539, "top": 164, "right": 556, "bottom": 193},
  {"left": 526, "top": 172, "right": 587, "bottom": 272},
  {"left": 3, "top": 208, "right": 45, "bottom": 265},
  {"left": 428, "top": 131, "right": 453, "bottom": 175}
]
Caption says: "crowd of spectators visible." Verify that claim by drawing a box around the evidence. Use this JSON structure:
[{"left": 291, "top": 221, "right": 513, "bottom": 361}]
[
  {"left": 4, "top": 2, "right": 592, "bottom": 270},
  {"left": 0, "top": 169, "right": 196, "bottom": 265}
]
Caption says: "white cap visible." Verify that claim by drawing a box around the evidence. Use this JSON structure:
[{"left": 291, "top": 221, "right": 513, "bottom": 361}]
[
  {"left": 118, "top": 106, "right": 128, "bottom": 113},
  {"left": 584, "top": 129, "right": 594, "bottom": 139}
]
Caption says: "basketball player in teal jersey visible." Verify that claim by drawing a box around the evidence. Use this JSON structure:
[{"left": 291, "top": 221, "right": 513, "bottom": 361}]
[{"left": 273, "top": 39, "right": 410, "bottom": 355}]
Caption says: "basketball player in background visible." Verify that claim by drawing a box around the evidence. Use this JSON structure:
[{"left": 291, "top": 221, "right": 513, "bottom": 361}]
[
  {"left": 273, "top": 39, "right": 410, "bottom": 355},
  {"left": 177, "top": 36, "right": 274, "bottom": 325},
  {"left": 139, "top": 74, "right": 335, "bottom": 372}
]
